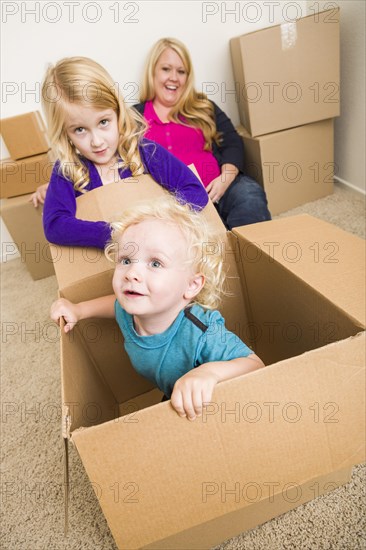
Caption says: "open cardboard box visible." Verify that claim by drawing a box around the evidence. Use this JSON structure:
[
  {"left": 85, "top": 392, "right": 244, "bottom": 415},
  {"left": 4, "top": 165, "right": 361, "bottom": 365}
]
[{"left": 50, "top": 177, "right": 365, "bottom": 549}]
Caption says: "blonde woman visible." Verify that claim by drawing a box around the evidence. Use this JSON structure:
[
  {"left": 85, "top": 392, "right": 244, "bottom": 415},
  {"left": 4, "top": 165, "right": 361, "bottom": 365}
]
[
  {"left": 135, "top": 37, "right": 271, "bottom": 229},
  {"left": 41, "top": 56, "right": 208, "bottom": 247},
  {"left": 51, "top": 196, "right": 264, "bottom": 420}
]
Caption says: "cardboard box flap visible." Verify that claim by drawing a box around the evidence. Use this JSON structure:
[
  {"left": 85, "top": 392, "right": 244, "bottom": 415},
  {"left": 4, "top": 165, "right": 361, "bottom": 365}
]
[
  {"left": 61, "top": 314, "right": 156, "bottom": 432},
  {"left": 61, "top": 317, "right": 119, "bottom": 433},
  {"left": 234, "top": 215, "right": 366, "bottom": 328},
  {"left": 71, "top": 332, "right": 365, "bottom": 549},
  {"left": 51, "top": 176, "right": 226, "bottom": 291}
]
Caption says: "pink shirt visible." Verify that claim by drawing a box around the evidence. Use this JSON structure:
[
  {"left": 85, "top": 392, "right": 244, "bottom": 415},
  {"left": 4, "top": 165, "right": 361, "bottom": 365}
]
[{"left": 143, "top": 101, "right": 221, "bottom": 187}]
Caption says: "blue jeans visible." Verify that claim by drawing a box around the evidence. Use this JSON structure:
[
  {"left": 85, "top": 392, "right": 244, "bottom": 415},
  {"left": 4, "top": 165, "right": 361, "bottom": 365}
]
[{"left": 216, "top": 175, "right": 271, "bottom": 229}]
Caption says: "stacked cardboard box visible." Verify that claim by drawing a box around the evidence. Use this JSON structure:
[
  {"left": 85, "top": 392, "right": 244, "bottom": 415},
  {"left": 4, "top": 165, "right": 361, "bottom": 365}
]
[
  {"left": 230, "top": 8, "right": 340, "bottom": 215},
  {"left": 0, "top": 111, "right": 54, "bottom": 279},
  {"left": 51, "top": 177, "right": 365, "bottom": 549}
]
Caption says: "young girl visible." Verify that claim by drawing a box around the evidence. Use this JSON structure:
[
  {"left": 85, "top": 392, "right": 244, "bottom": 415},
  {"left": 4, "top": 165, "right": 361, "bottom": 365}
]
[
  {"left": 51, "top": 196, "right": 264, "bottom": 420},
  {"left": 41, "top": 56, "right": 208, "bottom": 248}
]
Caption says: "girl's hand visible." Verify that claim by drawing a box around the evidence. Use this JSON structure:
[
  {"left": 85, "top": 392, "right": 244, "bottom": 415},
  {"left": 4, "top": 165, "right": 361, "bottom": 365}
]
[
  {"left": 170, "top": 367, "right": 219, "bottom": 421},
  {"left": 50, "top": 298, "right": 81, "bottom": 333},
  {"left": 30, "top": 183, "right": 49, "bottom": 207}
]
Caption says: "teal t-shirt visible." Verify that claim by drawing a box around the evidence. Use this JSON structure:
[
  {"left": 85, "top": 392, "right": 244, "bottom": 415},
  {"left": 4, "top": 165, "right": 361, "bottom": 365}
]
[{"left": 115, "top": 303, "right": 253, "bottom": 398}]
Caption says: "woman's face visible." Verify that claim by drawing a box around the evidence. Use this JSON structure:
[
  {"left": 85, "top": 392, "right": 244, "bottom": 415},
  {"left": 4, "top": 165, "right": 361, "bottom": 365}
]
[{"left": 153, "top": 48, "right": 188, "bottom": 109}]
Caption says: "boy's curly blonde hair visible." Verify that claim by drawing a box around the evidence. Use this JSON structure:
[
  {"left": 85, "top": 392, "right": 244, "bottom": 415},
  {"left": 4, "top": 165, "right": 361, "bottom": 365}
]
[{"left": 105, "top": 195, "right": 227, "bottom": 309}]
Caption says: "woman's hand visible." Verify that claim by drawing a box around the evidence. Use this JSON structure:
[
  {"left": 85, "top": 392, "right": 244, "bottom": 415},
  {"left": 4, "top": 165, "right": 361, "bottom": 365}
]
[
  {"left": 50, "top": 298, "right": 81, "bottom": 333},
  {"left": 30, "top": 183, "right": 49, "bottom": 207},
  {"left": 206, "top": 163, "right": 238, "bottom": 204},
  {"left": 206, "top": 175, "right": 230, "bottom": 203},
  {"left": 170, "top": 367, "right": 219, "bottom": 421}
]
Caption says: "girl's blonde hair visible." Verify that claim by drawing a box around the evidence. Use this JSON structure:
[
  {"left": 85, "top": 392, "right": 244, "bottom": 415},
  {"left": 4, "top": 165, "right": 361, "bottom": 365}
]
[
  {"left": 41, "top": 56, "right": 147, "bottom": 193},
  {"left": 139, "top": 38, "right": 221, "bottom": 151},
  {"left": 105, "top": 195, "right": 227, "bottom": 309}
]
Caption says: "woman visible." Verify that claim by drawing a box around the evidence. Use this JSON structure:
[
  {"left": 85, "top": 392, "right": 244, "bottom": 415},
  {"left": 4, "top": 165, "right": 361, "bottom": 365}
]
[{"left": 134, "top": 37, "right": 271, "bottom": 229}]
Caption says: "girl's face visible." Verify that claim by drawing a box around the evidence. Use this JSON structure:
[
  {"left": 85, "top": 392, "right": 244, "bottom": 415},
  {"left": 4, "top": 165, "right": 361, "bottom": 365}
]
[
  {"left": 153, "top": 48, "right": 188, "bottom": 109},
  {"left": 64, "top": 103, "right": 119, "bottom": 167},
  {"left": 112, "top": 219, "right": 203, "bottom": 334}
]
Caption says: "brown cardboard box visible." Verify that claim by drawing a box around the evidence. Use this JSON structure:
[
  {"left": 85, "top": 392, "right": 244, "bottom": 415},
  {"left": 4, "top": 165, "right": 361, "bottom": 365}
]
[
  {"left": 1, "top": 193, "right": 55, "bottom": 280},
  {"left": 230, "top": 8, "right": 340, "bottom": 137},
  {"left": 0, "top": 111, "right": 50, "bottom": 160},
  {"left": 50, "top": 178, "right": 365, "bottom": 549},
  {"left": 239, "top": 119, "right": 334, "bottom": 215},
  {"left": 0, "top": 153, "right": 53, "bottom": 199}
]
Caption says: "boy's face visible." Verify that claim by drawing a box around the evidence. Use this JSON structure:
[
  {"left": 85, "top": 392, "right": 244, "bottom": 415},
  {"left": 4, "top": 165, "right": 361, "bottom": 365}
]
[{"left": 112, "top": 219, "right": 203, "bottom": 333}]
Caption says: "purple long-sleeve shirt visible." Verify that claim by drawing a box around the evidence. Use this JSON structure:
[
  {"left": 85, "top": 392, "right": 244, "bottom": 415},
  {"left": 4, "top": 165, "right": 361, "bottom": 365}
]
[{"left": 43, "top": 139, "right": 208, "bottom": 248}]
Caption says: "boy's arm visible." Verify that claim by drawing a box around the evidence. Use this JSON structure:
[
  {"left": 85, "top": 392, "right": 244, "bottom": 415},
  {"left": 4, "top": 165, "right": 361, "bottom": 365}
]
[
  {"left": 51, "top": 295, "right": 115, "bottom": 333},
  {"left": 171, "top": 354, "right": 265, "bottom": 421},
  {"left": 198, "top": 354, "right": 265, "bottom": 382}
]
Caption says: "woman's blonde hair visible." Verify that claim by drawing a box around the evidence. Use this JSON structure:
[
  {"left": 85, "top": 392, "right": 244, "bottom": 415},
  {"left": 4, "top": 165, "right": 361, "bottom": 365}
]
[
  {"left": 105, "top": 195, "right": 227, "bottom": 309},
  {"left": 139, "top": 38, "right": 221, "bottom": 150},
  {"left": 41, "top": 56, "right": 147, "bottom": 193}
]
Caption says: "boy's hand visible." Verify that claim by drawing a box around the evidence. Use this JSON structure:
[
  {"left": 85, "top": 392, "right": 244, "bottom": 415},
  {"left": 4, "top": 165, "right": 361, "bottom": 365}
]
[
  {"left": 170, "top": 367, "right": 219, "bottom": 421},
  {"left": 50, "top": 298, "right": 80, "bottom": 333}
]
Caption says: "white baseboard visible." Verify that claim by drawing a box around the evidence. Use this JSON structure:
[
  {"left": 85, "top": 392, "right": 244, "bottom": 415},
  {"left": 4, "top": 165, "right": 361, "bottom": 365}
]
[{"left": 334, "top": 176, "right": 366, "bottom": 196}]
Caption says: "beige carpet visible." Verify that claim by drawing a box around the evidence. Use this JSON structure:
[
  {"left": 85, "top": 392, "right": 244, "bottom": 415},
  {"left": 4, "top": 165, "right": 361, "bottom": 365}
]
[{"left": 1, "top": 182, "right": 365, "bottom": 550}]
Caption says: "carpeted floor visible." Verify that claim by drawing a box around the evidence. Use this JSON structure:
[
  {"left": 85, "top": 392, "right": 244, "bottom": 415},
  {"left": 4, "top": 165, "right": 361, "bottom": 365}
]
[{"left": 1, "top": 182, "right": 365, "bottom": 550}]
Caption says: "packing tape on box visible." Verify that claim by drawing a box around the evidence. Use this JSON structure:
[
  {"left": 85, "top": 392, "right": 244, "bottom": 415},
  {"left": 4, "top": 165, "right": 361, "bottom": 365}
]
[{"left": 281, "top": 22, "right": 297, "bottom": 49}]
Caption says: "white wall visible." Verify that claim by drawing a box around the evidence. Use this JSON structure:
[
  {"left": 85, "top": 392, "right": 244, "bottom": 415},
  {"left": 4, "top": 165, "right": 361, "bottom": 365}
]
[
  {"left": 307, "top": 0, "right": 365, "bottom": 194},
  {"left": 1, "top": 1, "right": 309, "bottom": 120}
]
